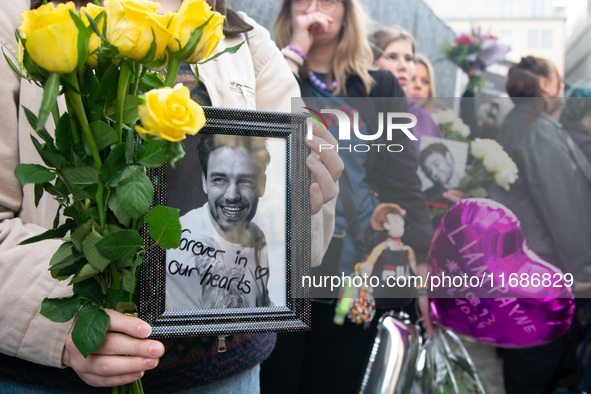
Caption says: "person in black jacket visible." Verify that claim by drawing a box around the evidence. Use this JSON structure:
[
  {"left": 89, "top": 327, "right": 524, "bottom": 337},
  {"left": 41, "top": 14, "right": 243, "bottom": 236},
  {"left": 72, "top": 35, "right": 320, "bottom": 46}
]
[
  {"left": 490, "top": 56, "right": 591, "bottom": 394},
  {"left": 260, "top": 1, "right": 433, "bottom": 393}
]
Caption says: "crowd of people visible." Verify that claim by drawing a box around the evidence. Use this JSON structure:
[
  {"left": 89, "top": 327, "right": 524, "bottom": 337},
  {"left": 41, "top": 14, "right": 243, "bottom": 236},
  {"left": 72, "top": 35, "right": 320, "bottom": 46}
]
[{"left": 2, "top": 0, "right": 591, "bottom": 393}]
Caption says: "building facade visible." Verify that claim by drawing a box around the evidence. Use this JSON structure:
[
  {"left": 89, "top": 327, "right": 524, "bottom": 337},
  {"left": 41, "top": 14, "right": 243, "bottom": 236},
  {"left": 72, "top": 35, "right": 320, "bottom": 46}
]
[
  {"left": 424, "top": 0, "right": 566, "bottom": 75},
  {"left": 565, "top": 2, "right": 591, "bottom": 84}
]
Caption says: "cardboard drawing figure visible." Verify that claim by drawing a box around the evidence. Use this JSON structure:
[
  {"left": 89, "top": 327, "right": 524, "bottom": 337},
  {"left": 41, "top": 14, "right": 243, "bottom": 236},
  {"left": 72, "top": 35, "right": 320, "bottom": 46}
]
[{"left": 357, "top": 203, "right": 416, "bottom": 299}]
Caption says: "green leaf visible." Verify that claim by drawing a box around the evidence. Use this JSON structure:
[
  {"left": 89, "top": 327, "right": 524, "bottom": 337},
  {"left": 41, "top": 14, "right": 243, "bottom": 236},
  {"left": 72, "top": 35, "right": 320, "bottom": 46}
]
[
  {"left": 115, "top": 258, "right": 133, "bottom": 269},
  {"left": 174, "top": 16, "right": 212, "bottom": 61},
  {"left": 114, "top": 301, "right": 137, "bottom": 314},
  {"left": 166, "top": 141, "right": 185, "bottom": 168},
  {"left": 45, "top": 177, "right": 69, "bottom": 199},
  {"left": 121, "top": 269, "right": 135, "bottom": 293},
  {"left": 95, "top": 229, "right": 143, "bottom": 260},
  {"left": 34, "top": 183, "right": 44, "bottom": 207},
  {"left": 37, "top": 72, "right": 60, "bottom": 132},
  {"left": 19, "top": 219, "right": 73, "bottom": 245},
  {"left": 89, "top": 121, "right": 118, "bottom": 151},
  {"left": 127, "top": 254, "right": 143, "bottom": 303},
  {"left": 106, "top": 95, "right": 140, "bottom": 124},
  {"left": 138, "top": 140, "right": 168, "bottom": 168},
  {"left": 73, "top": 143, "right": 89, "bottom": 166},
  {"left": 55, "top": 113, "right": 73, "bottom": 158},
  {"left": 40, "top": 296, "right": 82, "bottom": 323},
  {"left": 99, "top": 143, "right": 126, "bottom": 187},
  {"left": 138, "top": 72, "right": 163, "bottom": 93},
  {"left": 71, "top": 304, "right": 109, "bottom": 358},
  {"left": 99, "top": 63, "right": 119, "bottom": 108},
  {"left": 71, "top": 183, "right": 98, "bottom": 201},
  {"left": 199, "top": 39, "right": 247, "bottom": 64},
  {"left": 52, "top": 205, "right": 61, "bottom": 229},
  {"left": 146, "top": 206, "right": 181, "bottom": 249},
  {"left": 30, "top": 135, "right": 67, "bottom": 169},
  {"left": 22, "top": 106, "right": 53, "bottom": 146},
  {"left": 73, "top": 278, "right": 104, "bottom": 305},
  {"left": 83, "top": 230, "right": 110, "bottom": 271},
  {"left": 72, "top": 220, "right": 92, "bottom": 252},
  {"left": 50, "top": 252, "right": 84, "bottom": 273},
  {"left": 59, "top": 72, "right": 83, "bottom": 95},
  {"left": 83, "top": 66, "right": 101, "bottom": 104},
  {"left": 117, "top": 166, "right": 153, "bottom": 220},
  {"left": 63, "top": 204, "right": 87, "bottom": 226},
  {"left": 14, "top": 164, "right": 55, "bottom": 186},
  {"left": 2, "top": 46, "right": 30, "bottom": 80},
  {"left": 82, "top": 10, "right": 106, "bottom": 42},
  {"left": 49, "top": 242, "right": 74, "bottom": 267},
  {"left": 62, "top": 166, "right": 98, "bottom": 188},
  {"left": 105, "top": 288, "right": 133, "bottom": 309},
  {"left": 22, "top": 46, "right": 46, "bottom": 82},
  {"left": 70, "top": 262, "right": 101, "bottom": 284},
  {"left": 107, "top": 192, "right": 132, "bottom": 227},
  {"left": 69, "top": 10, "right": 90, "bottom": 71}
]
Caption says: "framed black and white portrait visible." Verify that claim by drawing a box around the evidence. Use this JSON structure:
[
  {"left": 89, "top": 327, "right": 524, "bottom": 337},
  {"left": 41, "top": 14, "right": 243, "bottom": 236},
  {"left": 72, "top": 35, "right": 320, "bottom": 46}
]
[
  {"left": 139, "top": 107, "right": 311, "bottom": 337},
  {"left": 417, "top": 136, "right": 469, "bottom": 199}
]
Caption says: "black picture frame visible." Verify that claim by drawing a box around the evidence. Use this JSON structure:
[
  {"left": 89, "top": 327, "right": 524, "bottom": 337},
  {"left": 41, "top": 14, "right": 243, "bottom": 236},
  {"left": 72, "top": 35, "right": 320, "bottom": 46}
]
[{"left": 139, "top": 107, "right": 311, "bottom": 337}]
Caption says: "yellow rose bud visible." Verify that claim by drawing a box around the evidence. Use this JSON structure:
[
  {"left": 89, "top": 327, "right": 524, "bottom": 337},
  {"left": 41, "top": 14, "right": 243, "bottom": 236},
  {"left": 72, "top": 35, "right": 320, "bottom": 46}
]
[
  {"left": 167, "top": 0, "right": 225, "bottom": 63},
  {"left": 104, "top": 0, "right": 172, "bottom": 62},
  {"left": 80, "top": 3, "right": 105, "bottom": 68},
  {"left": 19, "top": 2, "right": 79, "bottom": 73},
  {"left": 135, "top": 85, "right": 205, "bottom": 142}
]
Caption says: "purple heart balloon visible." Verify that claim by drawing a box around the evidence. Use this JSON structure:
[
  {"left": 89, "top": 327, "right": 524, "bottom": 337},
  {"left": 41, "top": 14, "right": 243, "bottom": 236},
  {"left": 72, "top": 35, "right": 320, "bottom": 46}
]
[{"left": 428, "top": 198, "right": 574, "bottom": 348}]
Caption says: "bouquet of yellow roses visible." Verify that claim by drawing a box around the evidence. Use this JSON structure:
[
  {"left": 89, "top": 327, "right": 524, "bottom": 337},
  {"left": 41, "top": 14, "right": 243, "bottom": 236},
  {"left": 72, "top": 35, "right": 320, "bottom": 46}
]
[{"left": 4, "top": 0, "right": 243, "bottom": 392}]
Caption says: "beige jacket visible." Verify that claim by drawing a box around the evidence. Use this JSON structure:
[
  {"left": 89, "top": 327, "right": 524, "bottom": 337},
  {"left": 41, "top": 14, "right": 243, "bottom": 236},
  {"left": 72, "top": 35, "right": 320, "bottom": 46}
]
[{"left": 0, "top": 2, "right": 334, "bottom": 369}]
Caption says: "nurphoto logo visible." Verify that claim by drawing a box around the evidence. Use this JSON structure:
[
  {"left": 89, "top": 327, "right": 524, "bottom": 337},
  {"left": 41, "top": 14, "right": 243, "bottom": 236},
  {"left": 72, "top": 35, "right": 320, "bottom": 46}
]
[{"left": 303, "top": 107, "right": 418, "bottom": 153}]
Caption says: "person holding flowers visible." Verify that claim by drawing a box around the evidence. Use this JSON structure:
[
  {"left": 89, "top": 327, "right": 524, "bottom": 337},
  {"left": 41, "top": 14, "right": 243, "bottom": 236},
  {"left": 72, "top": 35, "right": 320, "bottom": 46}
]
[
  {"left": 0, "top": 1, "right": 342, "bottom": 393},
  {"left": 488, "top": 55, "right": 591, "bottom": 394}
]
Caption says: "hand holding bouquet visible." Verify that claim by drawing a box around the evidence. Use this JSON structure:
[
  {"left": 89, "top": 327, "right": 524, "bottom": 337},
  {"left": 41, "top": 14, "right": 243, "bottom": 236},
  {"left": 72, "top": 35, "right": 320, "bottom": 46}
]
[
  {"left": 441, "top": 28, "right": 510, "bottom": 92},
  {"left": 5, "top": 0, "right": 243, "bottom": 392}
]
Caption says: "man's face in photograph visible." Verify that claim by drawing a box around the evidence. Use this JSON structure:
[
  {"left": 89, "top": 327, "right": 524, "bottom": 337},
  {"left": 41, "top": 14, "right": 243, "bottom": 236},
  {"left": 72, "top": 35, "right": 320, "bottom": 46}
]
[
  {"left": 424, "top": 151, "right": 454, "bottom": 185},
  {"left": 203, "top": 146, "right": 262, "bottom": 232}
]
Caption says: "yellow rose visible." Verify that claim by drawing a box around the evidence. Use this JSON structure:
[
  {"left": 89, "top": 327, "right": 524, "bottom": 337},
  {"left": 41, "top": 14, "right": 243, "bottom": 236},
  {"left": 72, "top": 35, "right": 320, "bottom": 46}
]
[
  {"left": 135, "top": 85, "right": 205, "bottom": 142},
  {"left": 19, "top": 2, "right": 80, "bottom": 73},
  {"left": 167, "top": 0, "right": 225, "bottom": 63},
  {"left": 80, "top": 3, "right": 105, "bottom": 68},
  {"left": 104, "top": 0, "right": 172, "bottom": 62}
]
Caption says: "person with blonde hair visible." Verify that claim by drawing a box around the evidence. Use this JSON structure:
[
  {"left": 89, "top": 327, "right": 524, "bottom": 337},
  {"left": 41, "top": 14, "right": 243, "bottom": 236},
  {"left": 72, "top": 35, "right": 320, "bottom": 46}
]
[
  {"left": 370, "top": 27, "right": 443, "bottom": 156},
  {"left": 409, "top": 53, "right": 441, "bottom": 111},
  {"left": 261, "top": 1, "right": 433, "bottom": 393}
]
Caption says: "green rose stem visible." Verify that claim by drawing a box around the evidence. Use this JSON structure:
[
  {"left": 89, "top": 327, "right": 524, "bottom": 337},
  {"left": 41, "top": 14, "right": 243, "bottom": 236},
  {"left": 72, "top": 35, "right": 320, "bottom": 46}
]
[
  {"left": 117, "top": 61, "right": 131, "bottom": 143},
  {"left": 163, "top": 54, "right": 181, "bottom": 88},
  {"left": 64, "top": 72, "right": 106, "bottom": 231}
]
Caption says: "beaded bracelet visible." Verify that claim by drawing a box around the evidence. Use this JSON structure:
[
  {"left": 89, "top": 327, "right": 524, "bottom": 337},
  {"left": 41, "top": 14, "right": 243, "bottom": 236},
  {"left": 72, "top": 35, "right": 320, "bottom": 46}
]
[
  {"left": 286, "top": 45, "right": 307, "bottom": 61},
  {"left": 280, "top": 47, "right": 304, "bottom": 68}
]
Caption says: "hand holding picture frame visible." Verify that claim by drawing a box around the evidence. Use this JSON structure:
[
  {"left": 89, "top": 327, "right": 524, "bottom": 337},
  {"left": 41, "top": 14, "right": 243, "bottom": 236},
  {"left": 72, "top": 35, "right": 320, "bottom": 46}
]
[{"left": 139, "top": 107, "right": 311, "bottom": 337}]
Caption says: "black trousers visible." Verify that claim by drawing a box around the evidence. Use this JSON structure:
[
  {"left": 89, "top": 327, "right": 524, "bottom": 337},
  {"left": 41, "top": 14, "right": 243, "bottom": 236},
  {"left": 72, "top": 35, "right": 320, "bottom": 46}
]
[
  {"left": 260, "top": 302, "right": 392, "bottom": 394},
  {"left": 501, "top": 299, "right": 584, "bottom": 394}
]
